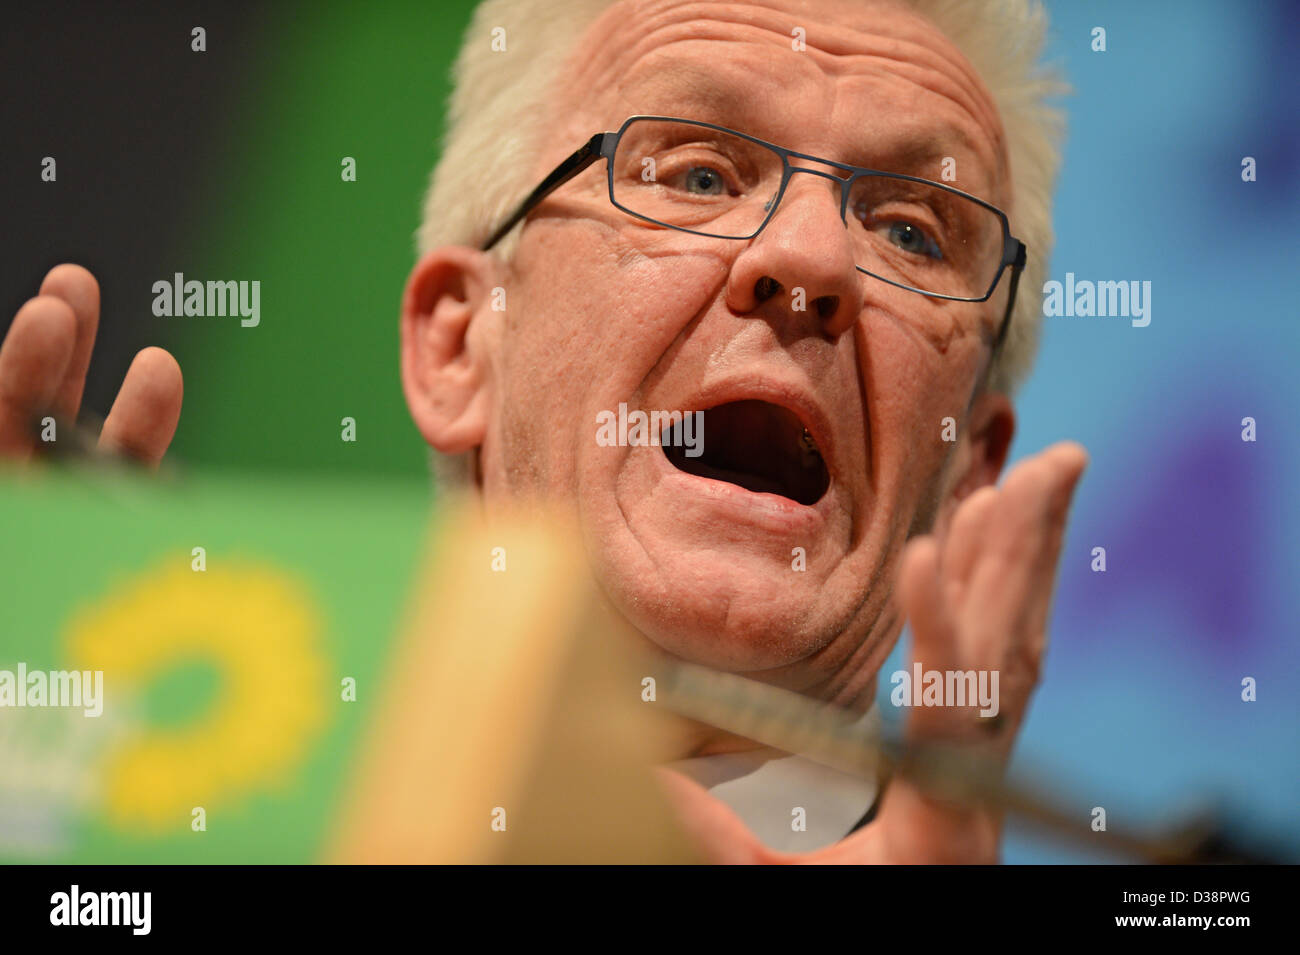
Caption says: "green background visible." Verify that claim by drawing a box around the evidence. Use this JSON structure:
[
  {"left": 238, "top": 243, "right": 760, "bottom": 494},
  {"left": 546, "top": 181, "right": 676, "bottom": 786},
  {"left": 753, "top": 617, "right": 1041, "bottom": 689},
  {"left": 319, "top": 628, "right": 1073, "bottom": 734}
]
[
  {"left": 167, "top": 0, "right": 480, "bottom": 479},
  {"left": 2, "top": 0, "right": 484, "bottom": 865},
  {"left": 0, "top": 470, "right": 431, "bottom": 862}
]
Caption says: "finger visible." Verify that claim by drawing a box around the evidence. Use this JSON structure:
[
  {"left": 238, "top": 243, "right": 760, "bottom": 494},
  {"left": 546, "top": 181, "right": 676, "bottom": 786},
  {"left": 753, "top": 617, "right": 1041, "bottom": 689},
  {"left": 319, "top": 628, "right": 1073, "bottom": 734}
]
[
  {"left": 897, "top": 535, "right": 974, "bottom": 744},
  {"left": 654, "top": 767, "right": 766, "bottom": 864},
  {"left": 855, "top": 773, "right": 1001, "bottom": 864},
  {"left": 1018, "top": 442, "right": 1088, "bottom": 635},
  {"left": 98, "top": 347, "right": 183, "bottom": 468},
  {"left": 898, "top": 535, "right": 960, "bottom": 671},
  {"left": 38, "top": 264, "right": 101, "bottom": 420},
  {"left": 939, "top": 484, "right": 1000, "bottom": 607},
  {"left": 961, "top": 443, "right": 1087, "bottom": 654},
  {"left": 0, "top": 297, "right": 77, "bottom": 459}
]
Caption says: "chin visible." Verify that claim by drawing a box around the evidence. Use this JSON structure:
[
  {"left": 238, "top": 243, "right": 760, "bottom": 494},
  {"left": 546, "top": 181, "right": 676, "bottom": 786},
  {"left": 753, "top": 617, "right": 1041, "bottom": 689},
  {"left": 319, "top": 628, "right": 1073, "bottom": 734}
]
[
  {"left": 588, "top": 534, "right": 843, "bottom": 672},
  {"left": 576, "top": 417, "right": 864, "bottom": 670}
]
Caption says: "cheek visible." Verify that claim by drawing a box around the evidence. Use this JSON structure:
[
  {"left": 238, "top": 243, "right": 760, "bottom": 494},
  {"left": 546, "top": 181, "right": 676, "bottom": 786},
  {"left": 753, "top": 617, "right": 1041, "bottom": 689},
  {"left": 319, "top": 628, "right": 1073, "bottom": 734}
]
[
  {"left": 507, "top": 221, "right": 728, "bottom": 373},
  {"left": 857, "top": 305, "right": 986, "bottom": 501},
  {"left": 494, "top": 225, "right": 728, "bottom": 471}
]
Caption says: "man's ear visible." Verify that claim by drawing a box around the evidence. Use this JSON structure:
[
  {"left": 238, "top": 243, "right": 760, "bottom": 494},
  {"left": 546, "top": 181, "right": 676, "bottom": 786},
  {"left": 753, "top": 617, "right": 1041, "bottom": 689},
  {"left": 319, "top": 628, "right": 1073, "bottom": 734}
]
[
  {"left": 400, "top": 246, "right": 499, "bottom": 455},
  {"left": 935, "top": 389, "right": 1016, "bottom": 533}
]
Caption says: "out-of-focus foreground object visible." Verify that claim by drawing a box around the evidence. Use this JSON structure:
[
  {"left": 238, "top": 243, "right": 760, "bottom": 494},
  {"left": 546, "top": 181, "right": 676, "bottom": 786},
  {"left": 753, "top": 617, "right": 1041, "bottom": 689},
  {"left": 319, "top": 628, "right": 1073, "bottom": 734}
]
[
  {"left": 0, "top": 467, "right": 422, "bottom": 862},
  {"left": 329, "top": 498, "right": 698, "bottom": 864},
  {"left": 0, "top": 469, "right": 695, "bottom": 863}
]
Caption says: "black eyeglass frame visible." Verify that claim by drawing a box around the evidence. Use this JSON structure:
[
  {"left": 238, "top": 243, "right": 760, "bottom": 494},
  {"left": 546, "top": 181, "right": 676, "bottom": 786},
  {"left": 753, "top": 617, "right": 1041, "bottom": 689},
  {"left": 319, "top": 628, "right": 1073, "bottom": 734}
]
[{"left": 480, "top": 115, "right": 1027, "bottom": 348}]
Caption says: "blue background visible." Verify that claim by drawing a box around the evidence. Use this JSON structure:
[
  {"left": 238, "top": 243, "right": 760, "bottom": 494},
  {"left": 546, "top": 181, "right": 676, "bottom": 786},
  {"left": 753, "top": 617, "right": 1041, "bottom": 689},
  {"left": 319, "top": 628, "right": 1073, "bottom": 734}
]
[{"left": 877, "top": 0, "right": 1300, "bottom": 862}]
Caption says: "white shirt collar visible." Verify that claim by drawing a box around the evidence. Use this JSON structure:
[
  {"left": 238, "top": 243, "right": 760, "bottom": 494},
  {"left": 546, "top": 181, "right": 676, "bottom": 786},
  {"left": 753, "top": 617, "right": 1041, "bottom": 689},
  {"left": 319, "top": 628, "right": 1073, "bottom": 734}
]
[{"left": 667, "top": 710, "right": 879, "bottom": 852}]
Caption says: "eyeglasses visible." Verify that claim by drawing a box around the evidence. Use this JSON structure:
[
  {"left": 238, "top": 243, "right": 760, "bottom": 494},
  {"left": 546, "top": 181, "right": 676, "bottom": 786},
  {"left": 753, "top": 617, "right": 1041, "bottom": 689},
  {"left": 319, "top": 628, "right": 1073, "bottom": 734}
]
[{"left": 481, "top": 116, "right": 1026, "bottom": 347}]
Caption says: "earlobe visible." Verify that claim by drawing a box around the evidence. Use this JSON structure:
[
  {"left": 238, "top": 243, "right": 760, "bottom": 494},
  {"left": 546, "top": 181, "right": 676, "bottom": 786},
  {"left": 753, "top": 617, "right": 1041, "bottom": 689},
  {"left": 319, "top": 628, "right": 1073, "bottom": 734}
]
[{"left": 400, "top": 247, "right": 498, "bottom": 455}]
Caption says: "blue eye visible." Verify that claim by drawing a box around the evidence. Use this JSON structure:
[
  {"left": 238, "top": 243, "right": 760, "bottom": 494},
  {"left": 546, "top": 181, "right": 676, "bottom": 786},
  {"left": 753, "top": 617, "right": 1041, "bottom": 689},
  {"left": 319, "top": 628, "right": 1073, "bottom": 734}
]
[
  {"left": 887, "top": 221, "right": 942, "bottom": 259},
  {"left": 683, "top": 166, "right": 726, "bottom": 195}
]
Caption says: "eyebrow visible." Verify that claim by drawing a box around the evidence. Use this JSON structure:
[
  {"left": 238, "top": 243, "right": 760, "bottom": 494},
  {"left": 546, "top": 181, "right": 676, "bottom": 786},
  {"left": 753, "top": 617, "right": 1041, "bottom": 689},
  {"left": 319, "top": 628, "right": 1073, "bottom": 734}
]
[
  {"left": 847, "top": 132, "right": 982, "bottom": 181},
  {"left": 621, "top": 61, "right": 994, "bottom": 190}
]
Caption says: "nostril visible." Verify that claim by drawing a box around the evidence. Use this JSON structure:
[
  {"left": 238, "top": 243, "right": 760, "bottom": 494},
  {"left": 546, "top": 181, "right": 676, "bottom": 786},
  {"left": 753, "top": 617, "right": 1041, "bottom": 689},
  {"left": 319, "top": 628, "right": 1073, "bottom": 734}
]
[
  {"left": 754, "top": 276, "right": 782, "bottom": 302},
  {"left": 814, "top": 295, "right": 839, "bottom": 320}
]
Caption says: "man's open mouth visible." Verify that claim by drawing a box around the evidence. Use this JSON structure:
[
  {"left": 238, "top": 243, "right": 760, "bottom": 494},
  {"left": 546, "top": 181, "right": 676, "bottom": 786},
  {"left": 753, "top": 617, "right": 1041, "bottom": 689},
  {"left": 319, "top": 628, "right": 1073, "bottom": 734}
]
[{"left": 662, "top": 400, "right": 830, "bottom": 506}]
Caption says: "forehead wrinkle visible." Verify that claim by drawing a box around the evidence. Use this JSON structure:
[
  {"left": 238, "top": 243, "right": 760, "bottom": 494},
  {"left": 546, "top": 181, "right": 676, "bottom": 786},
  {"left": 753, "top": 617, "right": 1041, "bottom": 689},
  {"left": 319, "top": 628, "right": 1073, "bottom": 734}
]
[
  {"left": 563, "top": 7, "right": 815, "bottom": 127},
  {"left": 554, "top": 0, "right": 1008, "bottom": 195},
  {"left": 724, "top": 0, "right": 1008, "bottom": 159},
  {"left": 615, "top": 44, "right": 816, "bottom": 127},
  {"left": 821, "top": 47, "right": 1003, "bottom": 160},
  {"left": 827, "top": 71, "right": 999, "bottom": 191},
  {"left": 801, "top": 17, "right": 1005, "bottom": 156}
]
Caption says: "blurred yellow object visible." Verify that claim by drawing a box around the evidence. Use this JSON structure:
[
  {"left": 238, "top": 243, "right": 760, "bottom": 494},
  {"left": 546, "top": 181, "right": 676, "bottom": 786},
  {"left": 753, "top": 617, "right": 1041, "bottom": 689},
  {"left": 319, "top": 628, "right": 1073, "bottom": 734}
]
[
  {"left": 329, "top": 499, "right": 699, "bottom": 864},
  {"left": 66, "top": 561, "right": 328, "bottom": 831}
]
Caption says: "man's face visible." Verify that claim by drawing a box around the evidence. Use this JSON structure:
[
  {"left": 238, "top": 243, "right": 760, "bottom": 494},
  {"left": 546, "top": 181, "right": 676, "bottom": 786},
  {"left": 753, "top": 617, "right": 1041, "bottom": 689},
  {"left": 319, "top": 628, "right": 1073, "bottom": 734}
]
[{"left": 462, "top": 0, "right": 1013, "bottom": 699}]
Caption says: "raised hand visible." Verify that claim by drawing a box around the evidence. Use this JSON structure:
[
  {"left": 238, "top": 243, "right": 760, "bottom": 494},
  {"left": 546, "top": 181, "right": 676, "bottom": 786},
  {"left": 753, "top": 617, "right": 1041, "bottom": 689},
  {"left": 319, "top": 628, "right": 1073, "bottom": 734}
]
[
  {"left": 658, "top": 441, "right": 1089, "bottom": 864},
  {"left": 0, "top": 264, "right": 183, "bottom": 467}
]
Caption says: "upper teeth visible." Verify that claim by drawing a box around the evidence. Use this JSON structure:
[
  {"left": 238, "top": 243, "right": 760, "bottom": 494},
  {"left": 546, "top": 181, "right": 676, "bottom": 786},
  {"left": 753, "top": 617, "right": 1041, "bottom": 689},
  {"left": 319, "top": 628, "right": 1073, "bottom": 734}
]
[{"left": 800, "top": 428, "right": 820, "bottom": 465}]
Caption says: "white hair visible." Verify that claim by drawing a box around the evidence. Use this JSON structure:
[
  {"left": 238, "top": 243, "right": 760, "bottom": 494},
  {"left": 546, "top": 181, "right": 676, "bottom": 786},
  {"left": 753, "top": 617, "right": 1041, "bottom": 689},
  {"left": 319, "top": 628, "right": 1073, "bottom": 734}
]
[{"left": 418, "top": 0, "right": 1066, "bottom": 487}]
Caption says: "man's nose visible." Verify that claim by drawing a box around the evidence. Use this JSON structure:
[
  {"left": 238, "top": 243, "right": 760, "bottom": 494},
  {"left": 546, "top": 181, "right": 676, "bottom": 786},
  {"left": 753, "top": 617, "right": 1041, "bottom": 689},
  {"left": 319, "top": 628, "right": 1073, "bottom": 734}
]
[{"left": 724, "top": 174, "right": 863, "bottom": 338}]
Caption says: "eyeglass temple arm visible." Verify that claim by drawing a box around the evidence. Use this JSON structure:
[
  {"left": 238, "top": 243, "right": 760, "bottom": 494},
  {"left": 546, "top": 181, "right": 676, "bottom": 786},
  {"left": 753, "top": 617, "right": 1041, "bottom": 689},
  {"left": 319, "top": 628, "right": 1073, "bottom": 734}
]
[
  {"left": 480, "top": 132, "right": 609, "bottom": 252},
  {"left": 993, "top": 239, "right": 1027, "bottom": 351}
]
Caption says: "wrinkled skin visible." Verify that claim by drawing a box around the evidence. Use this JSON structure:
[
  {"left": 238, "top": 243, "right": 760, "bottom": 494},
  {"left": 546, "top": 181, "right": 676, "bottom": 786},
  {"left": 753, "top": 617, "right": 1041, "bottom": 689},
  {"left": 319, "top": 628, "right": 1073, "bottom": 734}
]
[{"left": 1, "top": 0, "right": 1086, "bottom": 863}]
